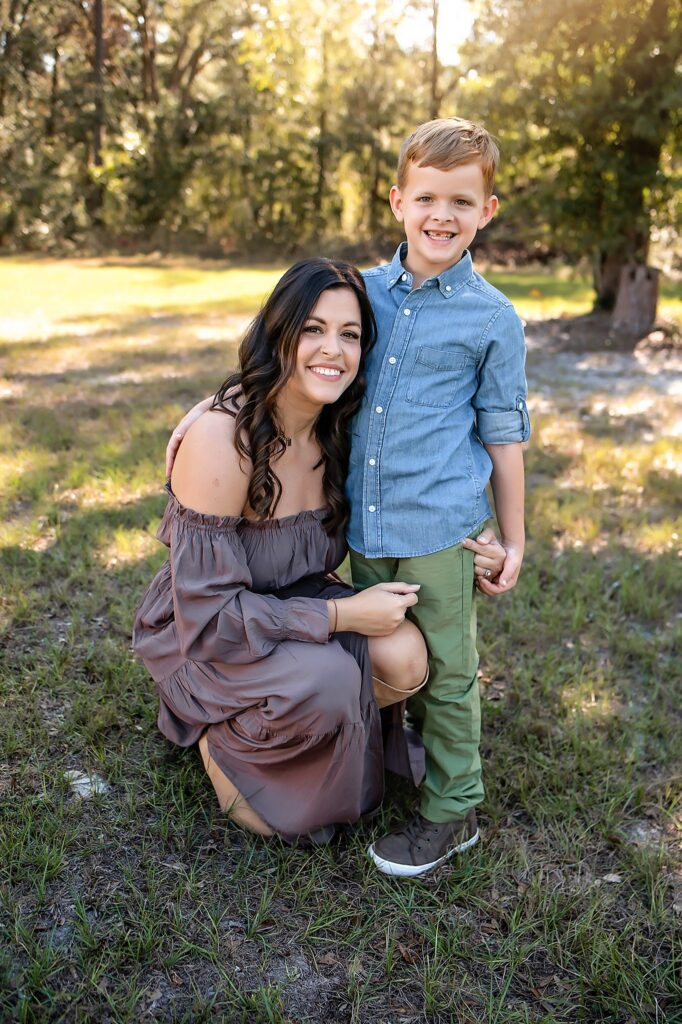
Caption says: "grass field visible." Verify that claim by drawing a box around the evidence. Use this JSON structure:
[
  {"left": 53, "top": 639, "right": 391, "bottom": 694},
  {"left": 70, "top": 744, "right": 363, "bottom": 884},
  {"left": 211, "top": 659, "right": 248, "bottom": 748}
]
[{"left": 1, "top": 258, "right": 681, "bottom": 1023}]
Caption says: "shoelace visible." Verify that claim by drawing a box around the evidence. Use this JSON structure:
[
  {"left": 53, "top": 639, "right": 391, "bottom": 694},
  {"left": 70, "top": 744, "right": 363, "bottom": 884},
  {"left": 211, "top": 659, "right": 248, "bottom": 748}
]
[{"left": 401, "top": 814, "right": 440, "bottom": 850}]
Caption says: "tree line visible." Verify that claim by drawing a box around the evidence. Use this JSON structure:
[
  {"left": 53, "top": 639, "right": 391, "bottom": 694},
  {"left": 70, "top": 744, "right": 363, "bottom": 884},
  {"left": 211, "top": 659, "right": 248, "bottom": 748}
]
[{"left": 1, "top": 0, "right": 680, "bottom": 309}]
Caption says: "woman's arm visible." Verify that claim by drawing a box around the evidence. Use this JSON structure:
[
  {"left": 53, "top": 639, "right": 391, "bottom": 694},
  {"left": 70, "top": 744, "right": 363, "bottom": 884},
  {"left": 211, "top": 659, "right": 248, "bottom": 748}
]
[{"left": 171, "top": 408, "right": 249, "bottom": 516}]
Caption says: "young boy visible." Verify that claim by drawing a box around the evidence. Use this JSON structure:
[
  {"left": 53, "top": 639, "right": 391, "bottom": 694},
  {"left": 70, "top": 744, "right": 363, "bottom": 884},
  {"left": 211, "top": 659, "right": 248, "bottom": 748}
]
[
  {"left": 166, "top": 117, "right": 529, "bottom": 878},
  {"left": 347, "top": 117, "right": 529, "bottom": 877}
]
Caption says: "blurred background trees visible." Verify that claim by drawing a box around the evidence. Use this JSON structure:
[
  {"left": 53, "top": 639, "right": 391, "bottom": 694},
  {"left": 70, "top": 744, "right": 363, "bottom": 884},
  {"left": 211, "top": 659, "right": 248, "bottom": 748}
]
[{"left": 1, "top": 0, "right": 680, "bottom": 310}]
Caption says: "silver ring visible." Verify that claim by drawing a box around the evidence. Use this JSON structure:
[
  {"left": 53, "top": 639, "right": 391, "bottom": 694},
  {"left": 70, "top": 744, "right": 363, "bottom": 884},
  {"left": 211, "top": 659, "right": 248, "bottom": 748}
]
[{"left": 484, "top": 568, "right": 492, "bottom": 578}]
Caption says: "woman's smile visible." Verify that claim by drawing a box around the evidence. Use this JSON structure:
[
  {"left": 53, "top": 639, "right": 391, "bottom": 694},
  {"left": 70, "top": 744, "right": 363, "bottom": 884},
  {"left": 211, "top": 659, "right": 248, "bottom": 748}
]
[{"left": 307, "top": 364, "right": 344, "bottom": 379}]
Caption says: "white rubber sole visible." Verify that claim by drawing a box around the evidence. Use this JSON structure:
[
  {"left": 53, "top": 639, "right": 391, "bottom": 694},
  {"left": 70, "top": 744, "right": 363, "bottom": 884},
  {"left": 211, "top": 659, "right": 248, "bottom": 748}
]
[{"left": 367, "top": 829, "right": 480, "bottom": 878}]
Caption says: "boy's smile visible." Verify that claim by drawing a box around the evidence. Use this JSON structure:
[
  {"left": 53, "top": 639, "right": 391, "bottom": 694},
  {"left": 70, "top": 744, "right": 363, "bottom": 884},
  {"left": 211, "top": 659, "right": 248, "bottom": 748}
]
[{"left": 389, "top": 162, "right": 498, "bottom": 286}]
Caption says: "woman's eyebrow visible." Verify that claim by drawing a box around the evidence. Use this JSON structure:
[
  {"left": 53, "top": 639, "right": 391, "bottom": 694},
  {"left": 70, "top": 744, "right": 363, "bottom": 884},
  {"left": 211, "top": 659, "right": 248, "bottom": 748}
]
[{"left": 306, "top": 316, "right": 361, "bottom": 327}]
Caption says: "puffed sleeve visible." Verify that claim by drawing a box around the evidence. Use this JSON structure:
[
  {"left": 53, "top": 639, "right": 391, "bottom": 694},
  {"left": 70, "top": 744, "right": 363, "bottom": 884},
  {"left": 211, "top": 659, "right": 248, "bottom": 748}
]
[{"left": 162, "top": 497, "right": 331, "bottom": 664}]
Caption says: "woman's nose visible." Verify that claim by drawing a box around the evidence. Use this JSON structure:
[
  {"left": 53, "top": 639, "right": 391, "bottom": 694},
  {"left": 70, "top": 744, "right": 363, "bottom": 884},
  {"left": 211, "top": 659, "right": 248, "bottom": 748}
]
[{"left": 321, "top": 332, "right": 342, "bottom": 354}]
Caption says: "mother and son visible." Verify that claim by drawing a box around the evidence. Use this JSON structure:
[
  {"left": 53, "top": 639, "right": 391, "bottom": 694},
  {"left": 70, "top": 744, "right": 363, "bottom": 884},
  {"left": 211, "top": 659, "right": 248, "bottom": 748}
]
[{"left": 133, "top": 116, "right": 530, "bottom": 878}]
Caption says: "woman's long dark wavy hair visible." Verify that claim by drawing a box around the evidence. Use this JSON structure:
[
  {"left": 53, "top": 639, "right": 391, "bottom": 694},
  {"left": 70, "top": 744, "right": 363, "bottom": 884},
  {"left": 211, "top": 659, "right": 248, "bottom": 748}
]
[{"left": 212, "top": 258, "right": 376, "bottom": 534}]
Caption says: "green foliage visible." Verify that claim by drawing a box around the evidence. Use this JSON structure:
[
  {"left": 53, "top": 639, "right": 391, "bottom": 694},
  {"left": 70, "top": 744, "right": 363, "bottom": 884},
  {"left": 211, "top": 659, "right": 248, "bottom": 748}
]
[
  {"left": 463, "top": 0, "right": 682, "bottom": 296},
  {"left": 0, "top": 0, "right": 679, "bottom": 286},
  {"left": 0, "top": 0, "right": 434, "bottom": 252}
]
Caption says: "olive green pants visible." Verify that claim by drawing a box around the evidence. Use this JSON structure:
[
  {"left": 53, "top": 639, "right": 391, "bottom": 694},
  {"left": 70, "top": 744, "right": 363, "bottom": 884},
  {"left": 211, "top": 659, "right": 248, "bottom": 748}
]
[{"left": 349, "top": 543, "right": 483, "bottom": 822}]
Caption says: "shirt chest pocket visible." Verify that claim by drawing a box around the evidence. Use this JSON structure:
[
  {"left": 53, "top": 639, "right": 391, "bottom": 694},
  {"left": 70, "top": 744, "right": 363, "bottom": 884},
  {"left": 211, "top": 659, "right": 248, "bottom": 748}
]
[{"left": 405, "top": 344, "right": 473, "bottom": 408}]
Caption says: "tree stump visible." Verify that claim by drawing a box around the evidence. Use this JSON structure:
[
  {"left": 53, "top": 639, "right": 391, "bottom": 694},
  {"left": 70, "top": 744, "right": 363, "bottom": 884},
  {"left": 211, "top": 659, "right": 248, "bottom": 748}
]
[{"left": 611, "top": 264, "right": 660, "bottom": 337}]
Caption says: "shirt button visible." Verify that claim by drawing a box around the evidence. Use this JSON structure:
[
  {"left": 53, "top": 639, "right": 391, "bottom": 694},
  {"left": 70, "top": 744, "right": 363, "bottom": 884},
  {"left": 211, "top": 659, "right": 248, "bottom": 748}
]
[
  {"left": 368, "top": 505, "right": 376, "bottom": 512},
  {"left": 404, "top": 308, "right": 411, "bottom": 316},
  {"left": 445, "top": 285, "right": 452, "bottom": 292},
  {"left": 369, "top": 458, "right": 376, "bottom": 466},
  {"left": 401, "top": 273, "right": 407, "bottom": 281},
  {"left": 388, "top": 356, "right": 396, "bottom": 365},
  {"left": 375, "top": 406, "right": 383, "bottom": 413}
]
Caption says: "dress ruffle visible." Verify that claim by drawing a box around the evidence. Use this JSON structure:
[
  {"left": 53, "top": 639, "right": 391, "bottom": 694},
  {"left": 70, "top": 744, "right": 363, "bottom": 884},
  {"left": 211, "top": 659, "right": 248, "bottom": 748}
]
[{"left": 133, "top": 490, "right": 386, "bottom": 836}]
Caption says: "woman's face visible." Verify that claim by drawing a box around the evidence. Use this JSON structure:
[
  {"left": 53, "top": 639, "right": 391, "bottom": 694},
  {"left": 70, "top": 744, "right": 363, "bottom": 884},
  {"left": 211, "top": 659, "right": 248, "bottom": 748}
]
[{"left": 282, "top": 287, "right": 363, "bottom": 410}]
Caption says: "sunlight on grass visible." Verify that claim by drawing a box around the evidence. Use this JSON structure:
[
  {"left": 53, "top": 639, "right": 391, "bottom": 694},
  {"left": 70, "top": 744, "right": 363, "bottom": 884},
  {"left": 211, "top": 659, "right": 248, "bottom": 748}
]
[
  {"left": 1, "top": 257, "right": 680, "bottom": 1024},
  {"left": 0, "top": 258, "right": 285, "bottom": 330},
  {"left": 98, "top": 528, "right": 160, "bottom": 569},
  {"left": 2, "top": 258, "right": 680, "bottom": 332}
]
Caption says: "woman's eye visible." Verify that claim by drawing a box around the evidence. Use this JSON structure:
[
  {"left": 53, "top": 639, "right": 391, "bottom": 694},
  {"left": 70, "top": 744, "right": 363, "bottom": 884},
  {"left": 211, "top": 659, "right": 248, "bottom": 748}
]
[
  {"left": 303, "top": 325, "right": 322, "bottom": 334},
  {"left": 343, "top": 332, "right": 361, "bottom": 342}
]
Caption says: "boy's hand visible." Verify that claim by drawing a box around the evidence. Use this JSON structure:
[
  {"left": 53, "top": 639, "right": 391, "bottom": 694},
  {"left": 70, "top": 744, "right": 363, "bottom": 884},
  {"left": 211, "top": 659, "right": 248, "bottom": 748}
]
[
  {"left": 165, "top": 397, "right": 213, "bottom": 478},
  {"left": 462, "top": 527, "right": 506, "bottom": 591},
  {"left": 477, "top": 542, "right": 523, "bottom": 596}
]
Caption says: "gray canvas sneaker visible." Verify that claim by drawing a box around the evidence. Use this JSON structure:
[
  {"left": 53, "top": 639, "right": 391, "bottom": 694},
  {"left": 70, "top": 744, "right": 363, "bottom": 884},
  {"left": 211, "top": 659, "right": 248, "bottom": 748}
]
[{"left": 367, "top": 809, "right": 479, "bottom": 877}]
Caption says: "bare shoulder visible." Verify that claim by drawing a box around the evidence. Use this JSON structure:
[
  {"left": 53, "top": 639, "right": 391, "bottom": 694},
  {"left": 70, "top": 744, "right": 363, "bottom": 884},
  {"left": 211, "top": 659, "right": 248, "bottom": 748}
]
[{"left": 171, "top": 409, "right": 251, "bottom": 516}]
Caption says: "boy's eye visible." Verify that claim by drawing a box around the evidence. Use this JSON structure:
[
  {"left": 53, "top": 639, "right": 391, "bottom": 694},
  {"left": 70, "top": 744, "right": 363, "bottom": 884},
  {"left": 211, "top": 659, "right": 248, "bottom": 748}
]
[{"left": 416, "top": 196, "right": 432, "bottom": 203}]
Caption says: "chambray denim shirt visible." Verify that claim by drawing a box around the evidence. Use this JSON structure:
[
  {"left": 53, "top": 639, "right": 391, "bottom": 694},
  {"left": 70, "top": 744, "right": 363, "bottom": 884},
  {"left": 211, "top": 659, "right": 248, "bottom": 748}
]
[{"left": 346, "top": 243, "right": 530, "bottom": 559}]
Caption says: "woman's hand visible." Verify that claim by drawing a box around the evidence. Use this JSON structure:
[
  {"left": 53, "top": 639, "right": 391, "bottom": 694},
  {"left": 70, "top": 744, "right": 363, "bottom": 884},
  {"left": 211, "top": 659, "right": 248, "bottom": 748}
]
[
  {"left": 166, "top": 397, "right": 213, "bottom": 478},
  {"left": 462, "top": 527, "right": 506, "bottom": 595},
  {"left": 330, "top": 583, "right": 420, "bottom": 637}
]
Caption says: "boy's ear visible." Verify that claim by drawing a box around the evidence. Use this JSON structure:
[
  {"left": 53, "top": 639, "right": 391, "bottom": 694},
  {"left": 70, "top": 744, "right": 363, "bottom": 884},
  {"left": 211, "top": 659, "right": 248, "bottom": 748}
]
[
  {"left": 389, "top": 185, "right": 404, "bottom": 223},
  {"left": 478, "top": 194, "right": 499, "bottom": 229}
]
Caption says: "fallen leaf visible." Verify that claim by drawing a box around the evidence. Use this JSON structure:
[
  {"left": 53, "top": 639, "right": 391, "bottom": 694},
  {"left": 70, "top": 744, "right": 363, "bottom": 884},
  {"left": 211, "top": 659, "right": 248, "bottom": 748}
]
[
  {"left": 316, "top": 952, "right": 338, "bottom": 967},
  {"left": 397, "top": 941, "right": 420, "bottom": 964},
  {"left": 602, "top": 873, "right": 623, "bottom": 883}
]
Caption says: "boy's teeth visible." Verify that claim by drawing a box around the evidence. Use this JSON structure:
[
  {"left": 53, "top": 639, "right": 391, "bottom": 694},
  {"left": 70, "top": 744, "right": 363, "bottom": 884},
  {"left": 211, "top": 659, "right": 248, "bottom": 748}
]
[{"left": 427, "top": 231, "right": 454, "bottom": 239}]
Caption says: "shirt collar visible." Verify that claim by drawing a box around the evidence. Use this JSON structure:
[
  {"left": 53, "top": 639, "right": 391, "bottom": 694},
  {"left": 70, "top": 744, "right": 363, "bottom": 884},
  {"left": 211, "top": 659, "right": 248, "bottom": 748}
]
[{"left": 386, "top": 242, "right": 474, "bottom": 299}]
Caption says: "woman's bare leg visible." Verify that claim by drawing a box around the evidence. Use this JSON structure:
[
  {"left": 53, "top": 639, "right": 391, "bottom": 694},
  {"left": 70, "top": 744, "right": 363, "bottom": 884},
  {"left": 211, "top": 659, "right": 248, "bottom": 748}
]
[
  {"left": 368, "top": 619, "right": 429, "bottom": 708},
  {"left": 198, "top": 733, "right": 273, "bottom": 836}
]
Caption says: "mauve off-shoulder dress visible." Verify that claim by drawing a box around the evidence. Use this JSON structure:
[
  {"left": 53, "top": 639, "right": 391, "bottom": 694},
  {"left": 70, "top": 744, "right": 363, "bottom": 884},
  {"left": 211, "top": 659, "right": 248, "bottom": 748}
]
[{"left": 132, "top": 489, "right": 417, "bottom": 839}]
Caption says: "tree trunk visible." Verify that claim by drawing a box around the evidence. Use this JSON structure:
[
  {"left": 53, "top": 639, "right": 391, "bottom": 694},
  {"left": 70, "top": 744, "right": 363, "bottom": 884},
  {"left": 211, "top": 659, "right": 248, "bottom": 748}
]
[
  {"left": 92, "top": 0, "right": 103, "bottom": 166},
  {"left": 314, "top": 28, "right": 329, "bottom": 236},
  {"left": 429, "top": 0, "right": 440, "bottom": 119},
  {"left": 46, "top": 45, "right": 60, "bottom": 137},
  {"left": 611, "top": 265, "right": 659, "bottom": 337},
  {"left": 593, "top": 213, "right": 650, "bottom": 312},
  {"left": 593, "top": 250, "right": 627, "bottom": 311},
  {"left": 138, "top": 1, "right": 159, "bottom": 103}
]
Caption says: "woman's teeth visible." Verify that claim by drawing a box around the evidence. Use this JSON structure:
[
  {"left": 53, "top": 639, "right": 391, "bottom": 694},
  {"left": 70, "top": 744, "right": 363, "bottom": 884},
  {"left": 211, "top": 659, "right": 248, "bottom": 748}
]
[{"left": 308, "top": 367, "right": 341, "bottom": 378}]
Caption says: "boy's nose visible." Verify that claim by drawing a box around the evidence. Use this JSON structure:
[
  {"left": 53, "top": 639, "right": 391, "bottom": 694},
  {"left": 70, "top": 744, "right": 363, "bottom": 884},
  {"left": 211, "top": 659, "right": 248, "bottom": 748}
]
[{"left": 432, "top": 204, "right": 453, "bottom": 221}]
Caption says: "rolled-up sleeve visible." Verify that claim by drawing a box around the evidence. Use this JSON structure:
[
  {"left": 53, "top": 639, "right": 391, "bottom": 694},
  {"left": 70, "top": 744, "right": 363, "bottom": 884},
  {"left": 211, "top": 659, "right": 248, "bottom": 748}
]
[{"left": 473, "top": 304, "right": 530, "bottom": 444}]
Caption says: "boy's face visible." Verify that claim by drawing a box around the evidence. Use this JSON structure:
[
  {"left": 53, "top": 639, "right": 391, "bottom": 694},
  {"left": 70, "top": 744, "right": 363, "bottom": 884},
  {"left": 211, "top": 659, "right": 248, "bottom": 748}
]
[{"left": 389, "top": 160, "right": 498, "bottom": 283}]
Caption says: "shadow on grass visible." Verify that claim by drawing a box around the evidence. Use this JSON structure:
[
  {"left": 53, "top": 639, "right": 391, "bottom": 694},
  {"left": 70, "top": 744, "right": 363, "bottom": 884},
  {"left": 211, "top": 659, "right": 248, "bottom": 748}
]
[
  {"left": 1, "top": 510, "right": 680, "bottom": 1022},
  {"left": 1, "top": 296, "right": 681, "bottom": 1023},
  {"left": 0, "top": 307, "right": 247, "bottom": 361}
]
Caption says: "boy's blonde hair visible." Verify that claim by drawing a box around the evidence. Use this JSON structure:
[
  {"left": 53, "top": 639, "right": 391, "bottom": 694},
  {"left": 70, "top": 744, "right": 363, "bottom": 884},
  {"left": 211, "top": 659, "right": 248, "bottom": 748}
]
[{"left": 397, "top": 117, "right": 499, "bottom": 196}]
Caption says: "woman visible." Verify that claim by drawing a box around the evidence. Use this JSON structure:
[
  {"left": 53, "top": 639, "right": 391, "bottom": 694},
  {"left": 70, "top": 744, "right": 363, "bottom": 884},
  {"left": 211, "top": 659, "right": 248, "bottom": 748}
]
[
  {"left": 133, "top": 259, "right": 438, "bottom": 842},
  {"left": 134, "top": 260, "right": 503, "bottom": 843}
]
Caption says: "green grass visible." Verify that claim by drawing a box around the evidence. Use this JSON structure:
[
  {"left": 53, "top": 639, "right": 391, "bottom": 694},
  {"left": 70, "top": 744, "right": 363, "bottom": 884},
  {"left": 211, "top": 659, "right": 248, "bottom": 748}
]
[
  {"left": 1, "top": 258, "right": 680, "bottom": 1023},
  {"left": 2, "top": 256, "right": 680, "bottom": 327}
]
